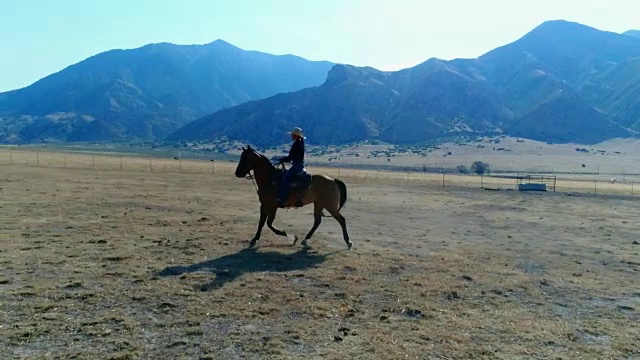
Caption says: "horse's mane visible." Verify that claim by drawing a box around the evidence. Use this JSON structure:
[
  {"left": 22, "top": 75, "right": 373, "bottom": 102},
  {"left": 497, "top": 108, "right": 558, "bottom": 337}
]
[
  {"left": 250, "top": 149, "right": 281, "bottom": 173},
  {"left": 253, "top": 151, "right": 273, "bottom": 167}
]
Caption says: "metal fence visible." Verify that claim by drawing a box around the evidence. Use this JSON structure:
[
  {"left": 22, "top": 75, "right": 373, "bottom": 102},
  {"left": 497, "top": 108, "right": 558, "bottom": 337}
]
[{"left": 1, "top": 149, "right": 638, "bottom": 197}]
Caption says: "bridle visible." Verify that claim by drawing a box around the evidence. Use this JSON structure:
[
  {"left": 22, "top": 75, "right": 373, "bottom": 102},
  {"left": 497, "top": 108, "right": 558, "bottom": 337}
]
[
  {"left": 241, "top": 151, "right": 286, "bottom": 194},
  {"left": 246, "top": 170, "right": 259, "bottom": 193}
]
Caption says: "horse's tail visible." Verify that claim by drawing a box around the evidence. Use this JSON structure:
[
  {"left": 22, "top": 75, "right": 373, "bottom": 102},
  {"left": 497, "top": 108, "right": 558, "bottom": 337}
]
[{"left": 335, "top": 179, "right": 347, "bottom": 211}]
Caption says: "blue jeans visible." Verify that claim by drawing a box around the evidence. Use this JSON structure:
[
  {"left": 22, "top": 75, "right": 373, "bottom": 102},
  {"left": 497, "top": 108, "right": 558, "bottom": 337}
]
[{"left": 278, "top": 162, "right": 304, "bottom": 202}]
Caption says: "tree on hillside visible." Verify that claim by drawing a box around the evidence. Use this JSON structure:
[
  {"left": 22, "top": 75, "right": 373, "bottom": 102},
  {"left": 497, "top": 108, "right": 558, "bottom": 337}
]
[
  {"left": 456, "top": 165, "right": 469, "bottom": 174},
  {"left": 471, "top": 161, "right": 490, "bottom": 175}
]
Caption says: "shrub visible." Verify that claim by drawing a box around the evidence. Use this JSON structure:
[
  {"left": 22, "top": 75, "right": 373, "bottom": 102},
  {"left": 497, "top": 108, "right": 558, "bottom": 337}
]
[
  {"left": 456, "top": 165, "right": 469, "bottom": 174},
  {"left": 470, "top": 161, "right": 490, "bottom": 175}
]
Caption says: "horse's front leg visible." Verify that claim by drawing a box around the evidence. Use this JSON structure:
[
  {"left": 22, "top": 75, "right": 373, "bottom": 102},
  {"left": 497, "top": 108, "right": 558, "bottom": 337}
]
[
  {"left": 267, "top": 207, "right": 288, "bottom": 238},
  {"left": 250, "top": 205, "right": 267, "bottom": 247}
]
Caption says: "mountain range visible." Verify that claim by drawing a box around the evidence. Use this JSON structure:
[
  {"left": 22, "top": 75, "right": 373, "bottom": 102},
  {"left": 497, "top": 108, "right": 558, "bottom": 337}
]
[
  {"left": 2, "top": 20, "right": 640, "bottom": 146},
  {"left": 0, "top": 40, "right": 333, "bottom": 143},
  {"left": 170, "top": 21, "right": 640, "bottom": 146}
]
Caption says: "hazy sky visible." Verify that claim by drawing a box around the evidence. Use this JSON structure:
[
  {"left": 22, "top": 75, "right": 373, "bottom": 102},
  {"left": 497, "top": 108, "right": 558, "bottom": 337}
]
[{"left": 1, "top": 0, "right": 638, "bottom": 91}]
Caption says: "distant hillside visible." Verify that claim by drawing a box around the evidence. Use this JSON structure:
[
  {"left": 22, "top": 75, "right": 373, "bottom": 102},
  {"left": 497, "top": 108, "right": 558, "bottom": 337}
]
[
  {"left": 168, "top": 62, "right": 513, "bottom": 146},
  {"left": 0, "top": 40, "right": 334, "bottom": 143},
  {"left": 623, "top": 30, "right": 640, "bottom": 39},
  {"left": 507, "top": 95, "right": 629, "bottom": 143},
  {"left": 170, "top": 20, "right": 639, "bottom": 146}
]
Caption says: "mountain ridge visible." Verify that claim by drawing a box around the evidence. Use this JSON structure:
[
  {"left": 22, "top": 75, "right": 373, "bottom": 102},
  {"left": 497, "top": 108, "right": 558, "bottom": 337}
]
[
  {"left": 169, "top": 20, "right": 639, "bottom": 146},
  {"left": 623, "top": 30, "right": 640, "bottom": 39},
  {"left": 3, "top": 20, "right": 640, "bottom": 146},
  {"left": 0, "top": 39, "right": 335, "bottom": 143}
]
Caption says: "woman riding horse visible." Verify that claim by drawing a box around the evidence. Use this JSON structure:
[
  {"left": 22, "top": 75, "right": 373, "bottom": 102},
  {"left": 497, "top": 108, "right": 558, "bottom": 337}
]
[
  {"left": 276, "top": 127, "right": 306, "bottom": 208},
  {"left": 235, "top": 139, "right": 351, "bottom": 249}
]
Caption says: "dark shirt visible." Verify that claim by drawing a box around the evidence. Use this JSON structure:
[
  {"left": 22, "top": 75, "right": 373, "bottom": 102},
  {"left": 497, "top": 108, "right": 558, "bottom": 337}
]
[{"left": 280, "top": 138, "right": 304, "bottom": 164}]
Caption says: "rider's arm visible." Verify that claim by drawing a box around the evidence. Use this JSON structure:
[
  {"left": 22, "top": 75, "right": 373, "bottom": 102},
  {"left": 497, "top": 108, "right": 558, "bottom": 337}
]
[
  {"left": 279, "top": 145, "right": 294, "bottom": 163},
  {"left": 280, "top": 140, "right": 303, "bottom": 163}
]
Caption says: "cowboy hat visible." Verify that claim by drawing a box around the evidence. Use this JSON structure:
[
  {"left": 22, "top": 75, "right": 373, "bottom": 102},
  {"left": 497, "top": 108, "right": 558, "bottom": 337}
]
[{"left": 288, "top": 127, "right": 306, "bottom": 139}]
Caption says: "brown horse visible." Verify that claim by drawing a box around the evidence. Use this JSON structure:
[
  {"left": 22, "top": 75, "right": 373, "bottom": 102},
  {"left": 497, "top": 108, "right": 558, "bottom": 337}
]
[{"left": 234, "top": 145, "right": 352, "bottom": 250}]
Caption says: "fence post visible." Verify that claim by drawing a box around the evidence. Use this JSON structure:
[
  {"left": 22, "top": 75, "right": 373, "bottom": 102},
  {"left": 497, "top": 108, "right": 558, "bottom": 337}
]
[{"left": 481, "top": 175, "right": 484, "bottom": 189}]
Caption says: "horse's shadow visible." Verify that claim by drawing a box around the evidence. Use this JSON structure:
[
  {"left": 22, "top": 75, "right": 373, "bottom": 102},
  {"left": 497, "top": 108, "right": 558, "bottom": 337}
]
[{"left": 155, "top": 247, "right": 331, "bottom": 291}]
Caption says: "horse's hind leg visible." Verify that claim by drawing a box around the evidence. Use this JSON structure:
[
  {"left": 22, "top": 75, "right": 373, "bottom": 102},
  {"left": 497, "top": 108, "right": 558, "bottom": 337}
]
[
  {"left": 267, "top": 207, "right": 288, "bottom": 238},
  {"left": 327, "top": 208, "right": 352, "bottom": 250},
  {"left": 300, "top": 203, "right": 323, "bottom": 247}
]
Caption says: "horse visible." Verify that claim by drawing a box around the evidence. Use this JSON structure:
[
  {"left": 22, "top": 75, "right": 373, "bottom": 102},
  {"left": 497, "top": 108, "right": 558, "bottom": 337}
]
[{"left": 234, "top": 145, "right": 352, "bottom": 250}]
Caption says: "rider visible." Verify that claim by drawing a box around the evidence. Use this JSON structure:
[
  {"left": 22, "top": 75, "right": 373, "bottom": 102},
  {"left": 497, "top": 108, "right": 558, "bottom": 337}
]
[{"left": 276, "top": 127, "right": 306, "bottom": 207}]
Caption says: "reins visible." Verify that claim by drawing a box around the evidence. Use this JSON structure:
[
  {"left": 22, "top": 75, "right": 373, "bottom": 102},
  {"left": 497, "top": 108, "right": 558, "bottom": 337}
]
[{"left": 246, "top": 171, "right": 259, "bottom": 193}]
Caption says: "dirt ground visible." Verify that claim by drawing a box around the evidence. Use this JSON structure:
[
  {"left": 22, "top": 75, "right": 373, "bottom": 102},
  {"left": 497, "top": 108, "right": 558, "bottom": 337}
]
[{"left": 1, "top": 162, "right": 639, "bottom": 359}]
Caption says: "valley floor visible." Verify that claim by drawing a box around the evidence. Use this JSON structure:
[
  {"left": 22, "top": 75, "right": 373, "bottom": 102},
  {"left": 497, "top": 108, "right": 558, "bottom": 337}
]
[
  {"left": 0, "top": 163, "right": 639, "bottom": 359},
  {"left": 292, "top": 137, "right": 640, "bottom": 178}
]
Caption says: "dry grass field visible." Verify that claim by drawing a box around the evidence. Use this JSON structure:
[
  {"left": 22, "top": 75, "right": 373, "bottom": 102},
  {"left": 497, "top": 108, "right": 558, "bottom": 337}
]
[
  {"left": 258, "top": 137, "right": 640, "bottom": 179},
  {"left": 1, "top": 153, "right": 639, "bottom": 359}
]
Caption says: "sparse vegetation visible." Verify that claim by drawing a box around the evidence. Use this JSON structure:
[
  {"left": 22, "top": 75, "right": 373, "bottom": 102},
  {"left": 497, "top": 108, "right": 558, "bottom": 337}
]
[
  {"left": 471, "top": 161, "right": 491, "bottom": 175},
  {"left": 456, "top": 165, "right": 469, "bottom": 174}
]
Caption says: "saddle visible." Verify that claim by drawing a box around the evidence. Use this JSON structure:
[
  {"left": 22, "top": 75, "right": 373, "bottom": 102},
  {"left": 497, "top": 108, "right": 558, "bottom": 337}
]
[
  {"left": 289, "top": 168, "right": 312, "bottom": 190},
  {"left": 274, "top": 167, "right": 312, "bottom": 208}
]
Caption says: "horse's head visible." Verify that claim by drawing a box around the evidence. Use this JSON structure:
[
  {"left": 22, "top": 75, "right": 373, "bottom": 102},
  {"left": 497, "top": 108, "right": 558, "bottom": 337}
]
[
  {"left": 235, "top": 145, "right": 257, "bottom": 178},
  {"left": 235, "top": 145, "right": 277, "bottom": 181}
]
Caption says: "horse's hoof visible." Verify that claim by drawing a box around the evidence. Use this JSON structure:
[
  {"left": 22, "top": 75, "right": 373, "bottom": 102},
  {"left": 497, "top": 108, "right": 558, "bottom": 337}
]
[
  {"left": 347, "top": 242, "right": 353, "bottom": 250},
  {"left": 301, "top": 239, "right": 309, "bottom": 247},
  {"left": 249, "top": 240, "right": 257, "bottom": 248}
]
